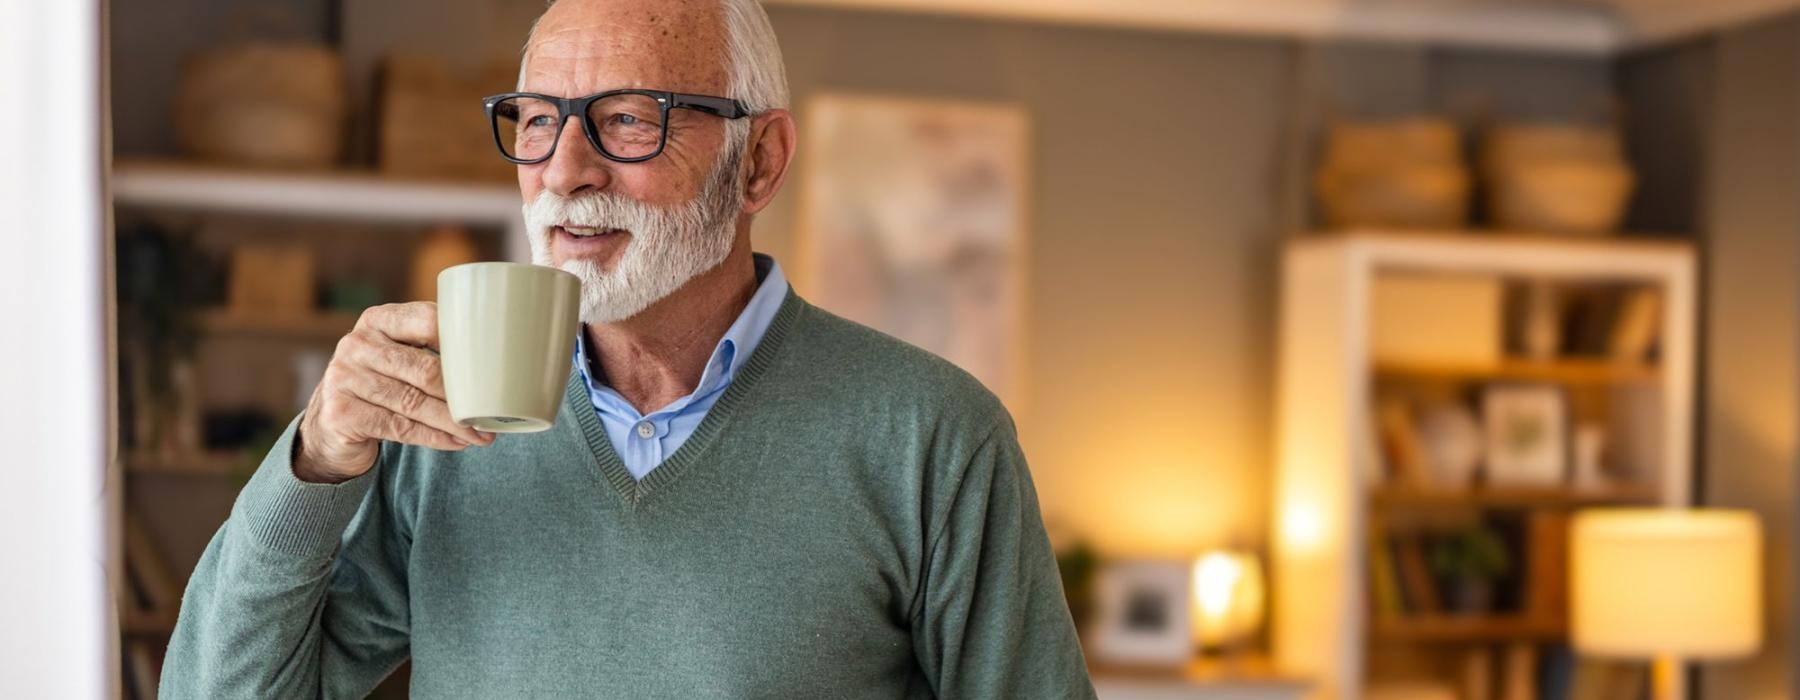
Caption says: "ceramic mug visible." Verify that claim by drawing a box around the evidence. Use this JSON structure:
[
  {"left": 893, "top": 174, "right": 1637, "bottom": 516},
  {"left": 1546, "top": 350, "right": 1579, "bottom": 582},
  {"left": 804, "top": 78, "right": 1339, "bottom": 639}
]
[{"left": 437, "top": 262, "right": 581, "bottom": 433}]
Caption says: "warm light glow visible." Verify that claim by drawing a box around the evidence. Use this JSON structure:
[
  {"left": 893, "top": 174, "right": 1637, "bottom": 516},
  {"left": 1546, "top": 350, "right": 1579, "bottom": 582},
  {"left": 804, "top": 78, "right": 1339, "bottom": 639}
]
[
  {"left": 1572, "top": 509, "right": 1762, "bottom": 659},
  {"left": 1280, "top": 500, "right": 1326, "bottom": 552},
  {"left": 1191, "top": 549, "right": 1266, "bottom": 648},
  {"left": 1195, "top": 553, "right": 1242, "bottom": 617}
]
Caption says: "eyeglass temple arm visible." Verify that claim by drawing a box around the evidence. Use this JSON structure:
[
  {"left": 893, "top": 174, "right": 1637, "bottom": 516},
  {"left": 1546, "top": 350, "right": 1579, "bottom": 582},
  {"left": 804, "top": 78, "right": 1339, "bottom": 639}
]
[{"left": 671, "top": 94, "right": 750, "bottom": 119}]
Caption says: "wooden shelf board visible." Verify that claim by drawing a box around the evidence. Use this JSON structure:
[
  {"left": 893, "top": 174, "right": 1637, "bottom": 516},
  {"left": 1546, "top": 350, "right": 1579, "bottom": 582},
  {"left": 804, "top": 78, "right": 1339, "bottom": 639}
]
[
  {"left": 1370, "top": 484, "right": 1660, "bottom": 509},
  {"left": 113, "top": 159, "right": 521, "bottom": 226},
  {"left": 1374, "top": 358, "right": 1659, "bottom": 385},
  {"left": 195, "top": 308, "right": 359, "bottom": 339},
  {"left": 1371, "top": 614, "right": 1565, "bottom": 643},
  {"left": 125, "top": 450, "right": 246, "bottom": 476}
]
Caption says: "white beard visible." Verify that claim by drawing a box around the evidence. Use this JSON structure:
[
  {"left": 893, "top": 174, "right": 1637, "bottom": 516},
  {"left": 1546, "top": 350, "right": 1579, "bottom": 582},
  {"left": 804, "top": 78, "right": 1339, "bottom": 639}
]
[{"left": 521, "top": 145, "right": 745, "bottom": 324}]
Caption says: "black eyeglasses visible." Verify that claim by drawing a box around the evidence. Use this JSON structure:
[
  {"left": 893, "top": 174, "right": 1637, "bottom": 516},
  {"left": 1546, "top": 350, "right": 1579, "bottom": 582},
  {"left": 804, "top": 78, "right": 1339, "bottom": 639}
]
[{"left": 483, "top": 89, "right": 750, "bottom": 164}]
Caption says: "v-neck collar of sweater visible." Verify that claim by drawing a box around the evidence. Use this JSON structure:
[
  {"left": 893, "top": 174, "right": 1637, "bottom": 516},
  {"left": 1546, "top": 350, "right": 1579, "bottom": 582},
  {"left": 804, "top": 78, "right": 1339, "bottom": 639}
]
[{"left": 561, "top": 287, "right": 805, "bottom": 507}]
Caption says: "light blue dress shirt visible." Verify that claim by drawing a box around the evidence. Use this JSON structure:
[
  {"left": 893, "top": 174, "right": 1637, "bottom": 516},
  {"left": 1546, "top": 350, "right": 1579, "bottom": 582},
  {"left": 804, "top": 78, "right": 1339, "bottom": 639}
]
[{"left": 573, "top": 253, "right": 789, "bottom": 480}]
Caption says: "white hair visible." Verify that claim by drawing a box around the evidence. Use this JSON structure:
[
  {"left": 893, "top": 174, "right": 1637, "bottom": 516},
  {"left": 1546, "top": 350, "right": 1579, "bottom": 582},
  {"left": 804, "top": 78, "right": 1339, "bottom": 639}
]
[{"left": 518, "top": 0, "right": 790, "bottom": 114}]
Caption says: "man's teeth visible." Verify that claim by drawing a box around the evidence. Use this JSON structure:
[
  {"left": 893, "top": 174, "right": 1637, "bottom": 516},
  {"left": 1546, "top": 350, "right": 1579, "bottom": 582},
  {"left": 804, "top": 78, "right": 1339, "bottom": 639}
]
[{"left": 563, "top": 226, "right": 611, "bottom": 237}]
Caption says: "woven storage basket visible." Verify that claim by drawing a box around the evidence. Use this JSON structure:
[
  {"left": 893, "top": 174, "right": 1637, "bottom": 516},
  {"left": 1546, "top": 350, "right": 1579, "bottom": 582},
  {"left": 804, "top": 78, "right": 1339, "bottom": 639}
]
[
  {"left": 1315, "top": 118, "right": 1471, "bottom": 230},
  {"left": 1481, "top": 123, "right": 1635, "bottom": 236},
  {"left": 173, "top": 43, "right": 346, "bottom": 169},
  {"left": 378, "top": 55, "right": 517, "bottom": 182}
]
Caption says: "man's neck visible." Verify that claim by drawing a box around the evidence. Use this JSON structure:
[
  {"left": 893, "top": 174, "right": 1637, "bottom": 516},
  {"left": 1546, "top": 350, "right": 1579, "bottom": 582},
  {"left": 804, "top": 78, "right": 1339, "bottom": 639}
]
[{"left": 583, "top": 236, "right": 758, "bottom": 415}]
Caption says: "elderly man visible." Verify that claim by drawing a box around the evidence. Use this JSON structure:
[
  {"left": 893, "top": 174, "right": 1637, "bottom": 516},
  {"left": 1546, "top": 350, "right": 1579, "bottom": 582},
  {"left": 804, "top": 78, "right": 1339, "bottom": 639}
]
[{"left": 161, "top": 0, "right": 1092, "bottom": 696}]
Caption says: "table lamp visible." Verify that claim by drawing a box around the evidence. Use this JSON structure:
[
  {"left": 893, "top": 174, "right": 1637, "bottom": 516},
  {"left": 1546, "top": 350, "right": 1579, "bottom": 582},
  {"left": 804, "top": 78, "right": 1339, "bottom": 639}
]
[
  {"left": 1571, "top": 508, "right": 1762, "bottom": 700},
  {"left": 1191, "top": 549, "right": 1266, "bottom": 651}
]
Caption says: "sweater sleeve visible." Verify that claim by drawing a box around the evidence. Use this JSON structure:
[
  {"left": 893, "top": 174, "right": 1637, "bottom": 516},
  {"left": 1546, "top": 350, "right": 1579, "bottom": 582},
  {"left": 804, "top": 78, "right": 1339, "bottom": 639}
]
[
  {"left": 160, "top": 415, "right": 413, "bottom": 699},
  {"left": 910, "top": 420, "right": 1098, "bottom": 699}
]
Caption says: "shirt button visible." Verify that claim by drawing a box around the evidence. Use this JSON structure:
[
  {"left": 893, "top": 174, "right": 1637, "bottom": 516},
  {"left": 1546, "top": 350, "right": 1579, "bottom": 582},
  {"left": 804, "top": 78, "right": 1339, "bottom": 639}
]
[{"left": 635, "top": 422, "right": 655, "bottom": 439}]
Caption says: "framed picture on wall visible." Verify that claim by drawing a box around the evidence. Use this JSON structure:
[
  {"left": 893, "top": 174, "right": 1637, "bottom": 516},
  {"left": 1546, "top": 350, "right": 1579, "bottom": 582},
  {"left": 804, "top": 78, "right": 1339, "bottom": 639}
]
[
  {"left": 1481, "top": 383, "right": 1569, "bottom": 486},
  {"left": 796, "top": 94, "right": 1030, "bottom": 415},
  {"left": 1089, "top": 560, "right": 1193, "bottom": 666}
]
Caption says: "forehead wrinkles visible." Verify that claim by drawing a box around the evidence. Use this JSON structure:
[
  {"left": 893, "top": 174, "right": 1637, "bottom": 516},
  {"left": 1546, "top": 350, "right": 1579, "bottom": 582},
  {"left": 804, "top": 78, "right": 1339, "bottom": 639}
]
[{"left": 524, "top": 5, "right": 728, "bottom": 94}]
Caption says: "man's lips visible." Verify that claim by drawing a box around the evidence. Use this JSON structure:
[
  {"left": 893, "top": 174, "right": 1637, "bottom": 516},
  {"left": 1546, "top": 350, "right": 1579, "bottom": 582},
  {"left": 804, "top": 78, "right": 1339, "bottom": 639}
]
[
  {"left": 555, "top": 224, "right": 627, "bottom": 238},
  {"left": 551, "top": 225, "right": 630, "bottom": 259}
]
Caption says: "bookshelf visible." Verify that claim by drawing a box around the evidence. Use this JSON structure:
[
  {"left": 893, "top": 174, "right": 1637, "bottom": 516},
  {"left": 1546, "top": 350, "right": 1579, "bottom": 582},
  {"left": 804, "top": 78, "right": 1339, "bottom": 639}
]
[{"left": 1270, "top": 230, "right": 1696, "bottom": 700}]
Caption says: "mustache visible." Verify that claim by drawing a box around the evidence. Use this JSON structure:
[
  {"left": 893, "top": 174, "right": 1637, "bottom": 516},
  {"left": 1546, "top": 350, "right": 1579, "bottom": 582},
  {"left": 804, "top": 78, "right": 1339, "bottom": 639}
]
[{"left": 526, "top": 190, "right": 667, "bottom": 231}]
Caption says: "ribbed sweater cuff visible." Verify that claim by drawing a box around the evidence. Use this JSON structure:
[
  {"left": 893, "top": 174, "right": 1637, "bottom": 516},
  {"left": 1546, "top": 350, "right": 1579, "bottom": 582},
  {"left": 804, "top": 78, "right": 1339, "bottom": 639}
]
[{"left": 234, "top": 414, "right": 376, "bottom": 559}]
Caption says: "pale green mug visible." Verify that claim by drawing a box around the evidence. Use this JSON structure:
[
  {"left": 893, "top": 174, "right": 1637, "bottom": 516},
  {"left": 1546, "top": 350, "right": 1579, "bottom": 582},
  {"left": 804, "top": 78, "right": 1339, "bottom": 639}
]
[{"left": 437, "top": 262, "right": 581, "bottom": 433}]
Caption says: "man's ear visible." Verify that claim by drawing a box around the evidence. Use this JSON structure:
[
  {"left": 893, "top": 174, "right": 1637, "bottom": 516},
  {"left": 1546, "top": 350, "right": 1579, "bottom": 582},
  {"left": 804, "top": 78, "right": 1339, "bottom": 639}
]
[{"left": 740, "top": 108, "right": 797, "bottom": 215}]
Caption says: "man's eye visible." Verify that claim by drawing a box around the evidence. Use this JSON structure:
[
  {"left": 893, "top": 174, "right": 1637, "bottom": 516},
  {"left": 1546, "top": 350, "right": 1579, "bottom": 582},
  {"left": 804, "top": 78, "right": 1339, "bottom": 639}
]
[
  {"left": 616, "top": 114, "right": 639, "bottom": 126},
  {"left": 526, "top": 115, "right": 557, "bottom": 128}
]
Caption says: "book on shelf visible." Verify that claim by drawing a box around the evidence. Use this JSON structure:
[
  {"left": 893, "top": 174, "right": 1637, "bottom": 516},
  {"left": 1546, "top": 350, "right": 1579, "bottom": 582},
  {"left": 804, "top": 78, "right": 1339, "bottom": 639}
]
[
  {"left": 1501, "top": 643, "right": 1536, "bottom": 700},
  {"left": 123, "top": 510, "right": 180, "bottom": 617},
  {"left": 1392, "top": 535, "right": 1442, "bottom": 615},
  {"left": 1569, "top": 657, "right": 1648, "bottom": 700},
  {"left": 1369, "top": 531, "right": 1405, "bottom": 619},
  {"left": 1377, "top": 398, "right": 1432, "bottom": 487},
  {"left": 1524, "top": 512, "right": 1570, "bottom": 621},
  {"left": 1608, "top": 288, "right": 1661, "bottom": 363},
  {"left": 1558, "top": 284, "right": 1664, "bottom": 362},
  {"left": 1560, "top": 287, "right": 1621, "bottom": 357},
  {"left": 124, "top": 638, "right": 161, "bottom": 699}
]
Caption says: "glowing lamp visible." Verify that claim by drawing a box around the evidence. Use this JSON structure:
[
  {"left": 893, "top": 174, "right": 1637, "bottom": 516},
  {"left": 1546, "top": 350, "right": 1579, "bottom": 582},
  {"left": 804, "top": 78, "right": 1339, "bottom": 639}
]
[
  {"left": 1191, "top": 549, "right": 1266, "bottom": 649},
  {"left": 1572, "top": 508, "right": 1762, "bottom": 700}
]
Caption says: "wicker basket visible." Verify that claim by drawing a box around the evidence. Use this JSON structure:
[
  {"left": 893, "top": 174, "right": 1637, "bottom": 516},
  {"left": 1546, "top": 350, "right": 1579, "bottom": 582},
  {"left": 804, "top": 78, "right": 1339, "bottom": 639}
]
[
  {"left": 1315, "top": 118, "right": 1472, "bottom": 230},
  {"left": 1481, "top": 123, "right": 1635, "bottom": 236},
  {"left": 172, "top": 44, "right": 346, "bottom": 169},
  {"left": 377, "top": 55, "right": 517, "bottom": 183}
]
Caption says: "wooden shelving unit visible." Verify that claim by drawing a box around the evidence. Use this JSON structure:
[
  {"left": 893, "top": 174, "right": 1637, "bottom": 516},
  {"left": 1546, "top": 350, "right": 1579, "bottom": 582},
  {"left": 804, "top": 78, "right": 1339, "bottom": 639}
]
[{"left": 1271, "top": 230, "right": 1698, "bottom": 700}]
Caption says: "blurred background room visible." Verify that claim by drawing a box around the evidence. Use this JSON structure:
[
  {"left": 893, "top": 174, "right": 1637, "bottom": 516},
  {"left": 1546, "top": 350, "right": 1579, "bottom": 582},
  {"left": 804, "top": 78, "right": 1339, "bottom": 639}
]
[{"left": 4, "top": 0, "right": 1800, "bottom": 698}]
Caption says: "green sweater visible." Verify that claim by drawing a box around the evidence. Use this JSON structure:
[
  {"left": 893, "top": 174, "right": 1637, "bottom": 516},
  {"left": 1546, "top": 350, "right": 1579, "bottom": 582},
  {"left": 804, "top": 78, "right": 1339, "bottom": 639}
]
[{"left": 161, "top": 291, "right": 1095, "bottom": 698}]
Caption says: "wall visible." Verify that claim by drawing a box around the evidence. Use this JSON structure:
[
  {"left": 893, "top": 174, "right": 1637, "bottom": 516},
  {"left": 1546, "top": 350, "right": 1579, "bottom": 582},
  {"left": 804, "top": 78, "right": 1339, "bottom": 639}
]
[
  {"left": 757, "top": 7, "right": 1294, "bottom": 557},
  {"left": 1683, "top": 16, "right": 1798, "bottom": 699}
]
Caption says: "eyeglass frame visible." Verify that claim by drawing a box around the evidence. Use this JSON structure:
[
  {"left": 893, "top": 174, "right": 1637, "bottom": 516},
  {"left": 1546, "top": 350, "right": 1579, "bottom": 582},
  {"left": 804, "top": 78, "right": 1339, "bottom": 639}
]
[{"left": 482, "top": 89, "right": 751, "bottom": 165}]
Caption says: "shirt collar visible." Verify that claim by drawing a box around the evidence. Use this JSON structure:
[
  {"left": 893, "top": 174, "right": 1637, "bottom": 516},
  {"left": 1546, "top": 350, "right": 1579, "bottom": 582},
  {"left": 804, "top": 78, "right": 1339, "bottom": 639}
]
[{"left": 574, "top": 253, "right": 789, "bottom": 418}]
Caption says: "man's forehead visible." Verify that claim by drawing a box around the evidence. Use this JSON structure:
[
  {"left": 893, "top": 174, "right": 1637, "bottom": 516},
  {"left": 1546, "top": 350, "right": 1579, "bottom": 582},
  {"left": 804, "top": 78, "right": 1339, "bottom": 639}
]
[{"left": 523, "top": 0, "right": 727, "bottom": 95}]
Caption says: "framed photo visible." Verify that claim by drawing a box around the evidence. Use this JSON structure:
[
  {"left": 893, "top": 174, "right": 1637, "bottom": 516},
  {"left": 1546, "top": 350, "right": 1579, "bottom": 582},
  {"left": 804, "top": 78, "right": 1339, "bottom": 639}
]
[
  {"left": 1089, "top": 560, "right": 1192, "bottom": 665},
  {"left": 1481, "top": 383, "right": 1569, "bottom": 486},
  {"left": 796, "top": 94, "right": 1030, "bottom": 415}
]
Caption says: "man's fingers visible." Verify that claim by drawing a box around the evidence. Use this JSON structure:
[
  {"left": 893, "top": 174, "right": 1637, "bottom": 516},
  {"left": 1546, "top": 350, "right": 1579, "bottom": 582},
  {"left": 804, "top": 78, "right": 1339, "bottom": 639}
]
[
  {"left": 355, "top": 302, "right": 439, "bottom": 349},
  {"left": 340, "top": 329, "right": 447, "bottom": 400},
  {"left": 342, "top": 368, "right": 489, "bottom": 446},
  {"left": 339, "top": 393, "right": 471, "bottom": 452}
]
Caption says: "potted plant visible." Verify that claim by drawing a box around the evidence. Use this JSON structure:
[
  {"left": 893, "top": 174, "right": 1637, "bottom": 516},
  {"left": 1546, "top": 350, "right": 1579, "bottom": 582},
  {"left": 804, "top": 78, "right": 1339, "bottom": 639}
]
[
  {"left": 1056, "top": 540, "right": 1099, "bottom": 635},
  {"left": 1429, "top": 523, "right": 1512, "bottom": 614}
]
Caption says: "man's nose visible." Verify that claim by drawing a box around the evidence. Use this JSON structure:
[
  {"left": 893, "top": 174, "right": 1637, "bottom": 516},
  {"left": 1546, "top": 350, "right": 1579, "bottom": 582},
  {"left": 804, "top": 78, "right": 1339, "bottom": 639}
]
[{"left": 540, "top": 115, "right": 614, "bottom": 197}]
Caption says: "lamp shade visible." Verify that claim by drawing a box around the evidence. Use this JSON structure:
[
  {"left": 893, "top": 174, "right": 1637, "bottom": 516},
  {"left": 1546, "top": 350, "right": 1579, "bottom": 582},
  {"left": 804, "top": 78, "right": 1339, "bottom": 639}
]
[{"left": 1571, "top": 509, "right": 1762, "bottom": 659}]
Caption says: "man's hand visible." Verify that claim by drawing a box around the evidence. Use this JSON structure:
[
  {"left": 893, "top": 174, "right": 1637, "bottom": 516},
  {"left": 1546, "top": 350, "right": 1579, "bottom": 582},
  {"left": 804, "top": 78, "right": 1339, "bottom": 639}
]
[{"left": 293, "top": 302, "right": 494, "bottom": 483}]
